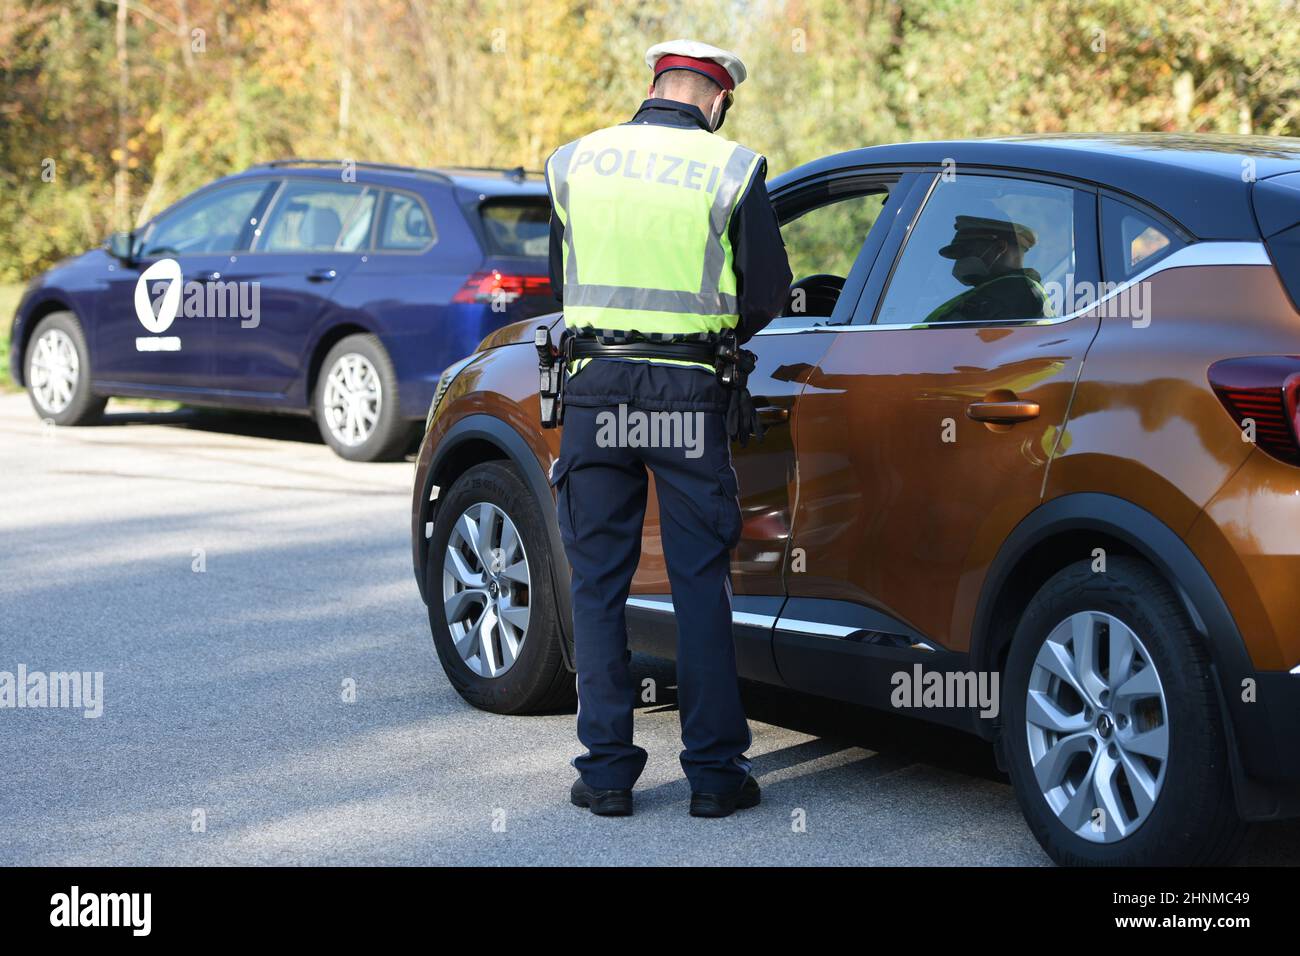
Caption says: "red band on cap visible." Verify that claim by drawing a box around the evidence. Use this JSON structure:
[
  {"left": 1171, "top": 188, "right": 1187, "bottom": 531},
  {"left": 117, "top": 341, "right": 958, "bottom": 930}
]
[{"left": 653, "top": 54, "right": 734, "bottom": 92}]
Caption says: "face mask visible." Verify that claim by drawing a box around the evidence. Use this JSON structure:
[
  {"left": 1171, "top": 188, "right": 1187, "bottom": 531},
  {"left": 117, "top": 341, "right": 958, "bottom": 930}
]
[
  {"left": 951, "top": 255, "right": 990, "bottom": 286},
  {"left": 951, "top": 240, "right": 1009, "bottom": 286}
]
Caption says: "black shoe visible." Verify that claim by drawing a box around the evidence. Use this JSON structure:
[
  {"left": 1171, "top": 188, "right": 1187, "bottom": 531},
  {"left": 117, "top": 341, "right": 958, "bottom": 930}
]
[
  {"left": 690, "top": 774, "right": 761, "bottom": 818},
  {"left": 570, "top": 778, "right": 633, "bottom": 816}
]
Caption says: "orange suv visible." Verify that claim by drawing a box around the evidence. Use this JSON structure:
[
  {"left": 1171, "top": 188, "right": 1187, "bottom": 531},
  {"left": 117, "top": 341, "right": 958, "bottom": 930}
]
[{"left": 411, "top": 134, "right": 1300, "bottom": 866}]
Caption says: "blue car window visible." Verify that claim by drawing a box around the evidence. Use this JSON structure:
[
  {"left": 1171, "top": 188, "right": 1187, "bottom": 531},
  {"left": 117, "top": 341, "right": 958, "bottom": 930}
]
[
  {"left": 259, "top": 181, "right": 374, "bottom": 252},
  {"left": 142, "top": 181, "right": 270, "bottom": 256},
  {"left": 377, "top": 191, "right": 437, "bottom": 251},
  {"left": 338, "top": 189, "right": 378, "bottom": 251}
]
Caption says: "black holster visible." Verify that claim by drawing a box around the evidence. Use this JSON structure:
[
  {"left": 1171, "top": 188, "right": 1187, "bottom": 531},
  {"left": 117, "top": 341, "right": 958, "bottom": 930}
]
[
  {"left": 536, "top": 324, "right": 571, "bottom": 428},
  {"left": 715, "top": 329, "right": 764, "bottom": 447}
]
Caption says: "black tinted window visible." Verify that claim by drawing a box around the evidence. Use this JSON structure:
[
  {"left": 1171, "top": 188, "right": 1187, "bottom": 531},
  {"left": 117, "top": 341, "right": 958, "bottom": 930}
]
[
  {"left": 1102, "top": 196, "right": 1184, "bottom": 281},
  {"left": 479, "top": 199, "right": 549, "bottom": 257},
  {"left": 877, "top": 175, "right": 1076, "bottom": 326}
]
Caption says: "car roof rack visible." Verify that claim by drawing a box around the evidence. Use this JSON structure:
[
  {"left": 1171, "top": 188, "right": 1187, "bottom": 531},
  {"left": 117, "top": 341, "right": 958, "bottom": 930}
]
[
  {"left": 256, "top": 158, "right": 453, "bottom": 183},
  {"left": 255, "top": 159, "right": 542, "bottom": 184},
  {"left": 441, "top": 165, "right": 543, "bottom": 182}
]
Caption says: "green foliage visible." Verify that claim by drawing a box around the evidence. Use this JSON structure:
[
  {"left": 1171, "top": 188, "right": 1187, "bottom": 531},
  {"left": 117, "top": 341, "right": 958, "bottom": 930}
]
[
  {"left": 0, "top": 0, "right": 1296, "bottom": 284},
  {"left": 783, "top": 191, "right": 887, "bottom": 280},
  {"left": 0, "top": 282, "right": 26, "bottom": 390}
]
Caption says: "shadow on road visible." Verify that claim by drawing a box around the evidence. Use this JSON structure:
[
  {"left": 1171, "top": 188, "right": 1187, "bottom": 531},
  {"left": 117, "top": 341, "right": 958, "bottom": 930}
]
[
  {"left": 631, "top": 653, "right": 1300, "bottom": 864},
  {"left": 101, "top": 403, "right": 327, "bottom": 446}
]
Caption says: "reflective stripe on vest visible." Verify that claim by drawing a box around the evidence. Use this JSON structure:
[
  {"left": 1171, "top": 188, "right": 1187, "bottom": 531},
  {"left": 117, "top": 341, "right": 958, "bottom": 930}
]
[{"left": 546, "top": 123, "right": 761, "bottom": 336}]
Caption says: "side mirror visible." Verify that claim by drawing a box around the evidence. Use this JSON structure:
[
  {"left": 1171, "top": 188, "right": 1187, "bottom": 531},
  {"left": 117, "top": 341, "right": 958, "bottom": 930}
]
[{"left": 106, "top": 231, "right": 135, "bottom": 264}]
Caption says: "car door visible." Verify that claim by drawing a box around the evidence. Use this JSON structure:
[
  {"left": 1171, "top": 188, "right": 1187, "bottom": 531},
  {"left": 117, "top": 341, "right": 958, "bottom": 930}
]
[
  {"left": 776, "top": 170, "right": 1103, "bottom": 705},
  {"left": 95, "top": 178, "right": 276, "bottom": 388},
  {"left": 626, "top": 170, "right": 921, "bottom": 683},
  {"left": 208, "top": 178, "right": 376, "bottom": 394}
]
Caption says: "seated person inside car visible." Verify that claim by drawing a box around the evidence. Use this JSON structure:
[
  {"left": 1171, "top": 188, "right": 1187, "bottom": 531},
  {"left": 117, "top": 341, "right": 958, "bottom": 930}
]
[{"left": 924, "top": 213, "right": 1052, "bottom": 324}]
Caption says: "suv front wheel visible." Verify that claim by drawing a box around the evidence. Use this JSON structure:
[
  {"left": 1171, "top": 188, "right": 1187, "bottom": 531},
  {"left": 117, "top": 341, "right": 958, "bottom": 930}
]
[
  {"left": 1003, "top": 556, "right": 1245, "bottom": 866},
  {"left": 426, "top": 461, "right": 575, "bottom": 715}
]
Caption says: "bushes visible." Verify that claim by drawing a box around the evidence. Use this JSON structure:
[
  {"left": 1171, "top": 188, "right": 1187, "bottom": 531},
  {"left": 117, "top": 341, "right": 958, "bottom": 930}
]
[{"left": 2, "top": 0, "right": 1296, "bottom": 285}]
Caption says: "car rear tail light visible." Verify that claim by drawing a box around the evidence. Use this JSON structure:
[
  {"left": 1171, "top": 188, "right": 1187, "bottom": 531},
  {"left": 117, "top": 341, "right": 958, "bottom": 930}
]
[
  {"left": 1208, "top": 356, "right": 1300, "bottom": 466},
  {"left": 452, "top": 270, "right": 551, "bottom": 304}
]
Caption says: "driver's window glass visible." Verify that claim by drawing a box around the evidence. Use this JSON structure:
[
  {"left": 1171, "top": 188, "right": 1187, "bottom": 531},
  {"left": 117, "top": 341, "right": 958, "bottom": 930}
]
[
  {"left": 141, "top": 181, "right": 269, "bottom": 256},
  {"left": 782, "top": 191, "right": 887, "bottom": 285},
  {"left": 876, "top": 176, "right": 1075, "bottom": 326}
]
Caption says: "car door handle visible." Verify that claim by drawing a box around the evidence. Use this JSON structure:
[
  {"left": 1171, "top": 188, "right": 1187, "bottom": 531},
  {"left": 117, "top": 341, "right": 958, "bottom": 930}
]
[
  {"left": 966, "top": 400, "right": 1040, "bottom": 425},
  {"left": 307, "top": 268, "right": 338, "bottom": 283},
  {"left": 756, "top": 405, "right": 790, "bottom": 424}
]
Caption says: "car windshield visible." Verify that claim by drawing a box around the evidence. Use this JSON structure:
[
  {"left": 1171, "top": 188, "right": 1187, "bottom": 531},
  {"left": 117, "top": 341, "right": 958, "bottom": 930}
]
[{"left": 478, "top": 199, "right": 550, "bottom": 257}]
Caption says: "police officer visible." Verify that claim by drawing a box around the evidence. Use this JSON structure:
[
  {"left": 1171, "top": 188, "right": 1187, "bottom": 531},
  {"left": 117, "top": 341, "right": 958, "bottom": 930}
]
[
  {"left": 543, "top": 40, "right": 792, "bottom": 817},
  {"left": 924, "top": 213, "right": 1051, "bottom": 324}
]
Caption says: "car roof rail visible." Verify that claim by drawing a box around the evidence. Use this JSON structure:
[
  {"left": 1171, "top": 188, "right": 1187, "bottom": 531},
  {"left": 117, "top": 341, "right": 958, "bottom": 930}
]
[
  {"left": 255, "top": 158, "right": 454, "bottom": 183},
  {"left": 440, "top": 165, "right": 543, "bottom": 182}
]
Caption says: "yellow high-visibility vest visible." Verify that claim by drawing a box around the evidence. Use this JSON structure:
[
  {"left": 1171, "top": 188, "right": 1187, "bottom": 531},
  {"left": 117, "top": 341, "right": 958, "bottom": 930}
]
[{"left": 545, "top": 122, "right": 762, "bottom": 339}]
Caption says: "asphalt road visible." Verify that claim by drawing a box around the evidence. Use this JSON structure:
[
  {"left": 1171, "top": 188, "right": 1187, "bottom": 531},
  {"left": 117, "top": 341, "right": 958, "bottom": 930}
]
[{"left": 1, "top": 391, "right": 1296, "bottom": 866}]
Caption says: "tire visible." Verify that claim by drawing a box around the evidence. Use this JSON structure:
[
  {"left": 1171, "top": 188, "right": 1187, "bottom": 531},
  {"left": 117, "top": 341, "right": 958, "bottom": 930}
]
[
  {"left": 24, "top": 311, "right": 107, "bottom": 426},
  {"left": 313, "top": 333, "right": 411, "bottom": 461},
  {"left": 1003, "top": 556, "right": 1245, "bottom": 866},
  {"left": 426, "top": 461, "right": 575, "bottom": 715}
]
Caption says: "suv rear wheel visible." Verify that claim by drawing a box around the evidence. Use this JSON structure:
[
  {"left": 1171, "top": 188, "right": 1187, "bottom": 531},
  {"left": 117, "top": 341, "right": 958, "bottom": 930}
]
[
  {"left": 1003, "top": 556, "right": 1245, "bottom": 865},
  {"left": 25, "top": 311, "right": 106, "bottom": 426},
  {"left": 426, "top": 461, "right": 575, "bottom": 714}
]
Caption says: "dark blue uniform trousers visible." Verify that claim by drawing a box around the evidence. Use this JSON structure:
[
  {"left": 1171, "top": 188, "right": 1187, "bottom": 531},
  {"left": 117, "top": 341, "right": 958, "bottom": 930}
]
[{"left": 552, "top": 402, "right": 752, "bottom": 795}]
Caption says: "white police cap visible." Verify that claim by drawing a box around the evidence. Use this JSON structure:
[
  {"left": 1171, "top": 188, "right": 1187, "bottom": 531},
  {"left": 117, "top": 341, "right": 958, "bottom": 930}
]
[{"left": 645, "top": 40, "right": 747, "bottom": 90}]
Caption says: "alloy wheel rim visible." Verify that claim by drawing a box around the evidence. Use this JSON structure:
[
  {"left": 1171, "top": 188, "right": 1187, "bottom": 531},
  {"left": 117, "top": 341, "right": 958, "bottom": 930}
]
[
  {"left": 30, "top": 328, "right": 79, "bottom": 415},
  {"left": 442, "top": 502, "right": 530, "bottom": 678},
  {"left": 322, "top": 353, "right": 381, "bottom": 447},
  {"left": 1025, "top": 610, "right": 1169, "bottom": 843}
]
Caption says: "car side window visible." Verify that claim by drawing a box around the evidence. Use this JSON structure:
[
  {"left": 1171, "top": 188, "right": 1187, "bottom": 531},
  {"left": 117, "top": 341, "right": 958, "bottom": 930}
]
[
  {"left": 1101, "top": 196, "right": 1185, "bottom": 281},
  {"left": 337, "top": 189, "right": 378, "bottom": 251},
  {"left": 782, "top": 190, "right": 888, "bottom": 282},
  {"left": 377, "top": 191, "right": 437, "bottom": 252},
  {"left": 765, "top": 184, "right": 893, "bottom": 328},
  {"left": 140, "top": 181, "right": 271, "bottom": 257},
  {"left": 258, "top": 181, "right": 375, "bottom": 253},
  {"left": 876, "top": 175, "right": 1077, "bottom": 326}
]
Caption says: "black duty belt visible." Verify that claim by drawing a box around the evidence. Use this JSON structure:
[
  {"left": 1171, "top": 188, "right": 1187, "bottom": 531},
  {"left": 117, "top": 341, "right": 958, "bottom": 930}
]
[
  {"left": 569, "top": 338, "right": 717, "bottom": 366},
  {"left": 537, "top": 324, "right": 751, "bottom": 431}
]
